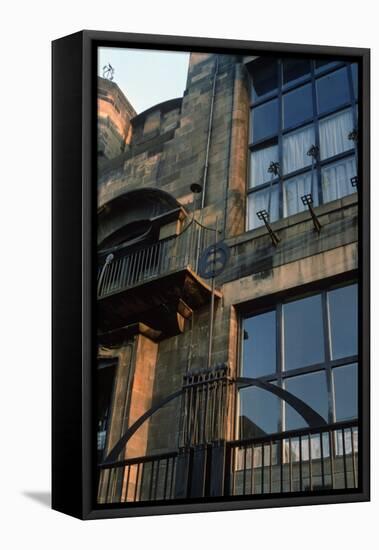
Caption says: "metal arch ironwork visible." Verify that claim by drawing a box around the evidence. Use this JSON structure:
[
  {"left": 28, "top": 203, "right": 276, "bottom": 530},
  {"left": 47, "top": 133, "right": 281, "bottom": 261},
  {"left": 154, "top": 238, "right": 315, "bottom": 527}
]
[
  {"left": 102, "top": 376, "right": 327, "bottom": 465},
  {"left": 236, "top": 377, "right": 327, "bottom": 428},
  {"left": 102, "top": 389, "right": 184, "bottom": 465}
]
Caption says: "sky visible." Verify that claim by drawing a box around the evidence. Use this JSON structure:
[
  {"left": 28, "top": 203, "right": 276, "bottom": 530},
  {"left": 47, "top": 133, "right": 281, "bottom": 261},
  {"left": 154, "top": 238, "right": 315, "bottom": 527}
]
[{"left": 98, "top": 47, "right": 190, "bottom": 114}]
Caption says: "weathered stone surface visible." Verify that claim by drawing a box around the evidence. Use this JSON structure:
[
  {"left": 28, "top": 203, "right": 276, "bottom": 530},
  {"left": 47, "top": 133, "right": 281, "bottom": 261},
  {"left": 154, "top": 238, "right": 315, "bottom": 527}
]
[{"left": 96, "top": 52, "right": 359, "bottom": 473}]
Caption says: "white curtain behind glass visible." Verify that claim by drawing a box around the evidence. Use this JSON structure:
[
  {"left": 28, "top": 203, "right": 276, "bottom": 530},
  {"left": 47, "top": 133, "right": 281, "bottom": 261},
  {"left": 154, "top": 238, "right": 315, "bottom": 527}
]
[
  {"left": 248, "top": 185, "right": 279, "bottom": 230},
  {"left": 250, "top": 144, "right": 278, "bottom": 188},
  {"left": 283, "top": 124, "right": 315, "bottom": 174},
  {"left": 284, "top": 171, "right": 317, "bottom": 217},
  {"left": 322, "top": 156, "right": 356, "bottom": 202},
  {"left": 319, "top": 109, "right": 354, "bottom": 160}
]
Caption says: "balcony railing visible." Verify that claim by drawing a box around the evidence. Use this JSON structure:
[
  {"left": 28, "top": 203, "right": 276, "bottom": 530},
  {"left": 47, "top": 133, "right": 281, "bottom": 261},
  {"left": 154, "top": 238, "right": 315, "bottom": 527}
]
[
  {"left": 97, "top": 220, "right": 212, "bottom": 299},
  {"left": 97, "top": 421, "right": 359, "bottom": 504},
  {"left": 97, "top": 451, "right": 178, "bottom": 504},
  {"left": 228, "top": 420, "right": 358, "bottom": 495}
]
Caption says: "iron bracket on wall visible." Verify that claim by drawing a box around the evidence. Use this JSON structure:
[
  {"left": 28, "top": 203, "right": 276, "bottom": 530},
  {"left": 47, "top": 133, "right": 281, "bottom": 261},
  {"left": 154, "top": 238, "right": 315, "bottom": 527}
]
[
  {"left": 256, "top": 209, "right": 280, "bottom": 247},
  {"left": 301, "top": 194, "right": 322, "bottom": 233}
]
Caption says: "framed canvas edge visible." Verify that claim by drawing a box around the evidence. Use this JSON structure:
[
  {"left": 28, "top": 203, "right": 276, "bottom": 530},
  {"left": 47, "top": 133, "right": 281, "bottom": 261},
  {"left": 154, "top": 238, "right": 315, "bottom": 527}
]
[{"left": 53, "top": 30, "right": 370, "bottom": 520}]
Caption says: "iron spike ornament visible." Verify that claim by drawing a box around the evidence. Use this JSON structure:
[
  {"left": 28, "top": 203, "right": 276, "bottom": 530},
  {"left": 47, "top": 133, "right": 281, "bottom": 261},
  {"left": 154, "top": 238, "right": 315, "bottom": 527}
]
[{"left": 102, "top": 63, "right": 115, "bottom": 81}]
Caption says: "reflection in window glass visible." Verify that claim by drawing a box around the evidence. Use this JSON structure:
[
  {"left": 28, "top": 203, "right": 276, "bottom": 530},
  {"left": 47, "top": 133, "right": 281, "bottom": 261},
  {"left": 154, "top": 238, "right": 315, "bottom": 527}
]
[
  {"left": 247, "top": 185, "right": 279, "bottom": 230},
  {"left": 333, "top": 364, "right": 358, "bottom": 421},
  {"left": 283, "top": 124, "right": 315, "bottom": 174},
  {"left": 283, "top": 84, "right": 313, "bottom": 129},
  {"left": 285, "top": 371, "right": 329, "bottom": 430},
  {"left": 319, "top": 109, "right": 355, "bottom": 160},
  {"left": 250, "top": 99, "right": 279, "bottom": 143},
  {"left": 351, "top": 63, "right": 358, "bottom": 100},
  {"left": 283, "top": 58, "right": 311, "bottom": 86},
  {"left": 321, "top": 156, "right": 356, "bottom": 203},
  {"left": 328, "top": 284, "right": 358, "bottom": 359},
  {"left": 250, "top": 57, "right": 278, "bottom": 102},
  {"left": 243, "top": 311, "right": 276, "bottom": 377},
  {"left": 316, "top": 67, "right": 350, "bottom": 114},
  {"left": 283, "top": 171, "right": 318, "bottom": 217},
  {"left": 315, "top": 59, "right": 339, "bottom": 72},
  {"left": 239, "top": 386, "right": 280, "bottom": 438},
  {"left": 249, "top": 144, "right": 278, "bottom": 188},
  {"left": 283, "top": 294, "right": 325, "bottom": 370}
]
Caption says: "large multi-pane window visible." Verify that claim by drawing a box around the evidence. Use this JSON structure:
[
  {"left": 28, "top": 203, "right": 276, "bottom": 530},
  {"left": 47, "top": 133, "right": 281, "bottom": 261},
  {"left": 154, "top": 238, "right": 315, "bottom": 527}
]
[
  {"left": 239, "top": 283, "right": 358, "bottom": 439},
  {"left": 247, "top": 57, "right": 358, "bottom": 230}
]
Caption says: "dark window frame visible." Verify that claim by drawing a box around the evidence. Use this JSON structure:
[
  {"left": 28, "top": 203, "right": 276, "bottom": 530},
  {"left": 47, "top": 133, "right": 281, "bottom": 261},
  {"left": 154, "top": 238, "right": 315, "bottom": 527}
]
[
  {"left": 238, "top": 281, "right": 358, "bottom": 436},
  {"left": 247, "top": 58, "right": 358, "bottom": 229}
]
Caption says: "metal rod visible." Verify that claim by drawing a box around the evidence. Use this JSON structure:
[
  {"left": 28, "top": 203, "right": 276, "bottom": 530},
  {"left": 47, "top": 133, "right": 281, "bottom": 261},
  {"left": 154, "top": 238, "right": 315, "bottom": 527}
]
[{"left": 207, "top": 217, "right": 218, "bottom": 369}]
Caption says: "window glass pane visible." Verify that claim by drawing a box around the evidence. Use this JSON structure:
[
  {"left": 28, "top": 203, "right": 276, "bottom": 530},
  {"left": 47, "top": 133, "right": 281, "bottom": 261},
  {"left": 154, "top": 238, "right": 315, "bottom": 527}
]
[
  {"left": 250, "top": 57, "right": 278, "bottom": 102},
  {"left": 351, "top": 63, "right": 358, "bottom": 99},
  {"left": 314, "top": 59, "right": 339, "bottom": 72},
  {"left": 250, "top": 99, "right": 279, "bottom": 142},
  {"left": 283, "top": 124, "right": 315, "bottom": 174},
  {"left": 285, "top": 371, "right": 328, "bottom": 430},
  {"left": 283, "top": 84, "right": 313, "bottom": 129},
  {"left": 243, "top": 311, "right": 276, "bottom": 377},
  {"left": 321, "top": 156, "right": 356, "bottom": 203},
  {"left": 333, "top": 364, "right": 358, "bottom": 421},
  {"left": 247, "top": 185, "right": 279, "bottom": 230},
  {"left": 239, "top": 386, "right": 280, "bottom": 438},
  {"left": 316, "top": 67, "right": 350, "bottom": 114},
  {"left": 283, "top": 58, "right": 311, "bottom": 86},
  {"left": 328, "top": 284, "right": 358, "bottom": 359},
  {"left": 249, "top": 144, "right": 278, "bottom": 188},
  {"left": 283, "top": 294, "right": 325, "bottom": 370},
  {"left": 283, "top": 171, "right": 318, "bottom": 218},
  {"left": 319, "top": 109, "right": 355, "bottom": 160}
]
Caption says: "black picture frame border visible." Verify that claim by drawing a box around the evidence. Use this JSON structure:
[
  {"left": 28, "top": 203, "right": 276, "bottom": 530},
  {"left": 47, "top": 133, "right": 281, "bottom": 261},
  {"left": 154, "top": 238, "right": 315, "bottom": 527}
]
[{"left": 52, "top": 30, "right": 370, "bottom": 520}]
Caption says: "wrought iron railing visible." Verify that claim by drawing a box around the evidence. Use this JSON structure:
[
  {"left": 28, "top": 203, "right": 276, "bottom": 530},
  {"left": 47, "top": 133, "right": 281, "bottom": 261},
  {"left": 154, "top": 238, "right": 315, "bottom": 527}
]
[
  {"left": 228, "top": 420, "right": 358, "bottom": 495},
  {"left": 97, "top": 451, "right": 178, "bottom": 504},
  {"left": 97, "top": 219, "right": 212, "bottom": 299},
  {"left": 97, "top": 421, "right": 359, "bottom": 503}
]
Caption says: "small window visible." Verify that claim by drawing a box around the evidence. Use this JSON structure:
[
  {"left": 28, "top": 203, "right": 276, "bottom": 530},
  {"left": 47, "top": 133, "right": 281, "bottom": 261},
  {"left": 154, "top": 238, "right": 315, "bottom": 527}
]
[
  {"left": 314, "top": 59, "right": 339, "bottom": 73},
  {"left": 283, "top": 83, "right": 313, "bottom": 129},
  {"left": 283, "top": 171, "right": 318, "bottom": 217},
  {"left": 250, "top": 98, "right": 279, "bottom": 143},
  {"left": 249, "top": 144, "right": 279, "bottom": 188},
  {"left": 283, "top": 58, "right": 311, "bottom": 86},
  {"left": 243, "top": 311, "right": 277, "bottom": 377},
  {"left": 328, "top": 284, "right": 358, "bottom": 359},
  {"left": 319, "top": 109, "right": 355, "bottom": 160},
  {"left": 316, "top": 67, "right": 350, "bottom": 114},
  {"left": 250, "top": 57, "right": 278, "bottom": 102},
  {"left": 284, "top": 371, "right": 329, "bottom": 430},
  {"left": 351, "top": 63, "right": 358, "bottom": 100},
  {"left": 321, "top": 156, "right": 356, "bottom": 203},
  {"left": 283, "top": 124, "right": 315, "bottom": 174},
  {"left": 333, "top": 364, "right": 358, "bottom": 421},
  {"left": 239, "top": 386, "right": 280, "bottom": 438},
  {"left": 283, "top": 294, "right": 325, "bottom": 370},
  {"left": 247, "top": 185, "right": 280, "bottom": 230}
]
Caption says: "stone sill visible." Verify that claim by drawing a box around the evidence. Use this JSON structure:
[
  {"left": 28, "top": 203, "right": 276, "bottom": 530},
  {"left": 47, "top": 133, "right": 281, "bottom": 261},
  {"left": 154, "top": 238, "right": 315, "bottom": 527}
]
[{"left": 226, "top": 193, "right": 358, "bottom": 249}]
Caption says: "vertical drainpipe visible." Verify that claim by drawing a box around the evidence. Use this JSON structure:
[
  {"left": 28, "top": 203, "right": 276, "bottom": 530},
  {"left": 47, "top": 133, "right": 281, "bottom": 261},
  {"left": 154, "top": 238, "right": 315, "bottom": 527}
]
[
  {"left": 222, "top": 62, "right": 236, "bottom": 239},
  {"left": 200, "top": 55, "right": 219, "bottom": 210}
]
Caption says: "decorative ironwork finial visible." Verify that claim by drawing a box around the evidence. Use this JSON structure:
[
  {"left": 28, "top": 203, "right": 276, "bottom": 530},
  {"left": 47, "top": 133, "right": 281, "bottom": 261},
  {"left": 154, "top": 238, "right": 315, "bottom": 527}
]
[
  {"left": 268, "top": 161, "right": 280, "bottom": 177},
  {"left": 307, "top": 144, "right": 319, "bottom": 159},
  {"left": 256, "top": 209, "right": 280, "bottom": 247},
  {"left": 301, "top": 194, "right": 322, "bottom": 233},
  {"left": 348, "top": 128, "right": 358, "bottom": 142},
  {"left": 102, "top": 63, "right": 115, "bottom": 81}
]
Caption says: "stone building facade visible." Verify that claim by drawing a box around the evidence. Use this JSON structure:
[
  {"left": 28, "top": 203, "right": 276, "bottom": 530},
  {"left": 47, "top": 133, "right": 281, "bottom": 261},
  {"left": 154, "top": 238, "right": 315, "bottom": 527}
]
[
  {"left": 97, "top": 76, "right": 136, "bottom": 168},
  {"left": 96, "top": 52, "right": 359, "bottom": 503}
]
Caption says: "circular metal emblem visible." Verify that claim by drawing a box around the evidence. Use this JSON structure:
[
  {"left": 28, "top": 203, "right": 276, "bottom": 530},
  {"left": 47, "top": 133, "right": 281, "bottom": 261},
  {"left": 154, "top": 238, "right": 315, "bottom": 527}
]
[{"left": 198, "top": 241, "right": 230, "bottom": 279}]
